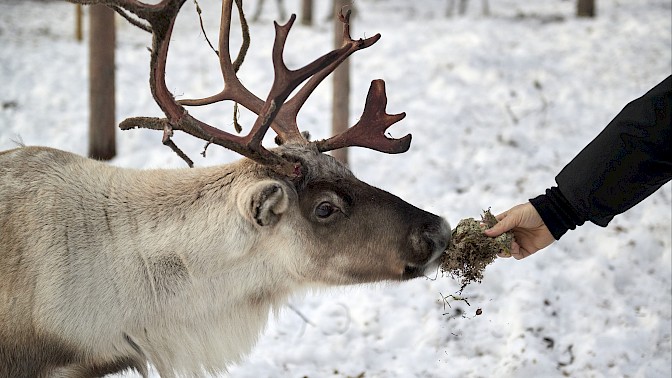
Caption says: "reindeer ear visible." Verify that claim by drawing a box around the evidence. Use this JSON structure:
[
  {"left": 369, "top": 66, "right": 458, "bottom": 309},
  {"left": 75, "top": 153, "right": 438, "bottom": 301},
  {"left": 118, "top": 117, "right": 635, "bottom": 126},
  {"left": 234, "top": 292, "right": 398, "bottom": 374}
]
[{"left": 238, "top": 180, "right": 290, "bottom": 227}]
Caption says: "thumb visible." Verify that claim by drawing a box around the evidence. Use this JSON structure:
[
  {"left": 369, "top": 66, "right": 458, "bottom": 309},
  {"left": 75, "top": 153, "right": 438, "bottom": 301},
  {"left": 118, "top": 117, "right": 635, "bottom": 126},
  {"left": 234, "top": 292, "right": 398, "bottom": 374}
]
[{"left": 484, "top": 213, "right": 516, "bottom": 237}]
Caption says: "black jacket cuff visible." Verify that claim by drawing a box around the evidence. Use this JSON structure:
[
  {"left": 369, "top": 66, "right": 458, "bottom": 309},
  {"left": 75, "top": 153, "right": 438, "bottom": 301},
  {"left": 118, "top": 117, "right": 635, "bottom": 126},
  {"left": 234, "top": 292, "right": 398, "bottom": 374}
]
[{"left": 530, "top": 187, "right": 586, "bottom": 240}]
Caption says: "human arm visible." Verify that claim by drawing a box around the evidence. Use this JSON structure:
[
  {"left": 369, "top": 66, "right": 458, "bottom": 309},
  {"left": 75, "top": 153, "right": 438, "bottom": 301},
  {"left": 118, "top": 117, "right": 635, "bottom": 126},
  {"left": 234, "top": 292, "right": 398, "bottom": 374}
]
[
  {"left": 487, "top": 76, "right": 672, "bottom": 258},
  {"left": 554, "top": 75, "right": 672, "bottom": 229}
]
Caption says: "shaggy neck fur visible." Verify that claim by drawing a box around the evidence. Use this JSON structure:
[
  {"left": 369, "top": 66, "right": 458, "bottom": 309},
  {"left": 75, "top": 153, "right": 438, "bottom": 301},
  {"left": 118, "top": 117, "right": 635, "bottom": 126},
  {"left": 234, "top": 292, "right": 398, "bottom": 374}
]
[{"left": 2, "top": 147, "right": 299, "bottom": 376}]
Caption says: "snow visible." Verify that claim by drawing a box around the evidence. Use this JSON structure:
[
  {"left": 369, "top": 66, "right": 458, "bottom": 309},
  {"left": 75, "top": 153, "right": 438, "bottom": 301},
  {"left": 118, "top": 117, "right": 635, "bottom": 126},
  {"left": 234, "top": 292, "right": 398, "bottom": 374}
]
[{"left": 1, "top": 0, "right": 670, "bottom": 377}]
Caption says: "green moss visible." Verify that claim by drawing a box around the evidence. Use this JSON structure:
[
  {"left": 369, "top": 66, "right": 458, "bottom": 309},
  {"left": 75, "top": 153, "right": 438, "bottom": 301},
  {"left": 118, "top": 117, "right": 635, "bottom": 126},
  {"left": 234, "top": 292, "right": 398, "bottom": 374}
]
[{"left": 440, "top": 209, "right": 513, "bottom": 289}]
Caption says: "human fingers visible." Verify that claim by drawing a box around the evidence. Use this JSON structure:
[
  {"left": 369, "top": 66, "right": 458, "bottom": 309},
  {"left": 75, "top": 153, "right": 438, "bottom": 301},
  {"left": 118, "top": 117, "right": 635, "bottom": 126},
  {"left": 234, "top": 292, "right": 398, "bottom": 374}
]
[
  {"left": 494, "top": 211, "right": 507, "bottom": 222},
  {"left": 511, "top": 248, "right": 526, "bottom": 260},
  {"left": 484, "top": 211, "right": 518, "bottom": 237},
  {"left": 497, "top": 240, "right": 520, "bottom": 258},
  {"left": 513, "top": 230, "right": 552, "bottom": 259},
  {"left": 514, "top": 245, "right": 537, "bottom": 260},
  {"left": 507, "top": 236, "right": 535, "bottom": 259}
]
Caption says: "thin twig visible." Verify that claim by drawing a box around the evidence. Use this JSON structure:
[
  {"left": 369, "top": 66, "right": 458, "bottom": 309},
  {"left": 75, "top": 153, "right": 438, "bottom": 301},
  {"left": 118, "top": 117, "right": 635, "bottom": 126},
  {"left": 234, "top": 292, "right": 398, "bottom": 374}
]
[
  {"left": 440, "top": 292, "right": 471, "bottom": 309},
  {"left": 193, "top": 0, "right": 219, "bottom": 56},
  {"left": 287, "top": 304, "right": 315, "bottom": 326}
]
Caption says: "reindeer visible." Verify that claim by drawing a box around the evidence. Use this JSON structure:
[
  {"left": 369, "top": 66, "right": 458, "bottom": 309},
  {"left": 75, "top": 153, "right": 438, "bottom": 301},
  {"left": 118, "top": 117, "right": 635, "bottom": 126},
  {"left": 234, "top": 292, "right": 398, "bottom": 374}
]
[{"left": 0, "top": 1, "right": 451, "bottom": 377}]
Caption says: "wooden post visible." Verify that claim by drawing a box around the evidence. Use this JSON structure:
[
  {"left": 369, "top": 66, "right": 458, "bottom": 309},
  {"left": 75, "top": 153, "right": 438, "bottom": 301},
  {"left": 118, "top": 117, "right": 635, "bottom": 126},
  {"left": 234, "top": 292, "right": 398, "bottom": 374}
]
[
  {"left": 577, "top": 0, "right": 596, "bottom": 17},
  {"left": 458, "top": 0, "right": 468, "bottom": 15},
  {"left": 88, "top": 4, "right": 116, "bottom": 160},
  {"left": 75, "top": 4, "right": 83, "bottom": 42},
  {"left": 300, "top": 0, "right": 313, "bottom": 26},
  {"left": 331, "top": 0, "right": 350, "bottom": 165}
]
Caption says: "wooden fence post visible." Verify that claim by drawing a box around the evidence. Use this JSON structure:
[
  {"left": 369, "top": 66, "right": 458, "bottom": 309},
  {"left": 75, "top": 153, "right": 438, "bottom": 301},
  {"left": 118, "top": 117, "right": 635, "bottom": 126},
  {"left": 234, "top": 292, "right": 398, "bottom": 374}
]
[
  {"left": 88, "top": 4, "right": 116, "bottom": 160},
  {"left": 331, "top": 0, "right": 350, "bottom": 165},
  {"left": 75, "top": 4, "right": 83, "bottom": 42}
]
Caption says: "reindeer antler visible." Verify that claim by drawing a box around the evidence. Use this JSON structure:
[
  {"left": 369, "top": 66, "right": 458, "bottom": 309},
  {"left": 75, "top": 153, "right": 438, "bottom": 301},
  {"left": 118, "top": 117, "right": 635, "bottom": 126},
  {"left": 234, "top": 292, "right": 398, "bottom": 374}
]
[
  {"left": 69, "top": 0, "right": 411, "bottom": 175},
  {"left": 278, "top": 10, "right": 410, "bottom": 154},
  {"left": 315, "top": 79, "right": 410, "bottom": 153}
]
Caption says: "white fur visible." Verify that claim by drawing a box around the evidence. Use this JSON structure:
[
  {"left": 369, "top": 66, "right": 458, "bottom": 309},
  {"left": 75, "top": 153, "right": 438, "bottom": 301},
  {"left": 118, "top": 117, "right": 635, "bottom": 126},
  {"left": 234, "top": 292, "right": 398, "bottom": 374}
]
[
  {"left": 0, "top": 146, "right": 449, "bottom": 377},
  {"left": 0, "top": 147, "right": 308, "bottom": 376}
]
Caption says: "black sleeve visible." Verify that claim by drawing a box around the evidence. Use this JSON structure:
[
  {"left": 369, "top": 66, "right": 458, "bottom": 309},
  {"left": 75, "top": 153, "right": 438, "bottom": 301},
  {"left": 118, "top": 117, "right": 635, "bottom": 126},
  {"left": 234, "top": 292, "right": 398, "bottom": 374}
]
[{"left": 530, "top": 76, "right": 672, "bottom": 240}]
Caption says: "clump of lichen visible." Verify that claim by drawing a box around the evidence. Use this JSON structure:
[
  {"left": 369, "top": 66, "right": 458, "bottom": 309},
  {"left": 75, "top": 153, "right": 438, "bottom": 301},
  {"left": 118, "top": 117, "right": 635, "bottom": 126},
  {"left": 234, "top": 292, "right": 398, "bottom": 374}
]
[{"left": 440, "top": 209, "right": 513, "bottom": 289}]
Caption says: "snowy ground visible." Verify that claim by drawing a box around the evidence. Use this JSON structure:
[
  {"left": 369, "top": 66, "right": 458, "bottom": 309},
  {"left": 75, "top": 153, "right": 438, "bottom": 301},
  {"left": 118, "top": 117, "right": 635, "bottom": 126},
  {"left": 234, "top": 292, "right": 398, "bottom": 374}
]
[{"left": 1, "top": 0, "right": 671, "bottom": 377}]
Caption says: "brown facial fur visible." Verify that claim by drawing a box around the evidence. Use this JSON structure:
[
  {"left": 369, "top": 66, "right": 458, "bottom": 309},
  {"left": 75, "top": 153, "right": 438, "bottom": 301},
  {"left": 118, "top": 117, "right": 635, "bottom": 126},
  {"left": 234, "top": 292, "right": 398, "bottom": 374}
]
[{"left": 272, "top": 144, "right": 450, "bottom": 284}]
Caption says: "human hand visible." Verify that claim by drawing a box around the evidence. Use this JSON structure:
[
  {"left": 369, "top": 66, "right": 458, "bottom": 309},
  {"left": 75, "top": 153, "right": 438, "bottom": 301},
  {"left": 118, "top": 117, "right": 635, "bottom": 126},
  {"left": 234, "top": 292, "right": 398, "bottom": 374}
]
[{"left": 484, "top": 202, "right": 555, "bottom": 259}]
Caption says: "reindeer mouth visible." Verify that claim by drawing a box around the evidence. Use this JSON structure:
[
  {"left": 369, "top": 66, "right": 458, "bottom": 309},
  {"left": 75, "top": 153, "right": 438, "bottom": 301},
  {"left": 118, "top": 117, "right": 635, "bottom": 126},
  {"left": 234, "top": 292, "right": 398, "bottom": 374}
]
[
  {"left": 400, "top": 222, "right": 450, "bottom": 280},
  {"left": 401, "top": 250, "right": 443, "bottom": 280},
  {"left": 401, "top": 264, "right": 427, "bottom": 279}
]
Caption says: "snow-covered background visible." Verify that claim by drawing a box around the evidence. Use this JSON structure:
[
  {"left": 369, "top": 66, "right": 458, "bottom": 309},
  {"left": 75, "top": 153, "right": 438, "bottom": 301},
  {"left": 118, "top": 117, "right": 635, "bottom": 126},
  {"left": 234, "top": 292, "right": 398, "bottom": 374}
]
[{"left": 1, "top": 0, "right": 671, "bottom": 377}]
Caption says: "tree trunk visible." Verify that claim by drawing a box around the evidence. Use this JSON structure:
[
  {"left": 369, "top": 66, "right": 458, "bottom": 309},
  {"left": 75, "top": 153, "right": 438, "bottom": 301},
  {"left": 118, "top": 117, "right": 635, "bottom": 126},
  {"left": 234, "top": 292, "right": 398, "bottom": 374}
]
[
  {"left": 331, "top": 0, "right": 350, "bottom": 165},
  {"left": 252, "top": 0, "right": 265, "bottom": 22},
  {"left": 300, "top": 0, "right": 313, "bottom": 26},
  {"left": 482, "top": 0, "right": 490, "bottom": 17},
  {"left": 458, "top": 0, "right": 468, "bottom": 16},
  {"left": 75, "top": 4, "right": 83, "bottom": 42},
  {"left": 252, "top": 0, "right": 287, "bottom": 23},
  {"left": 577, "top": 0, "right": 596, "bottom": 18},
  {"left": 88, "top": 4, "right": 116, "bottom": 160}
]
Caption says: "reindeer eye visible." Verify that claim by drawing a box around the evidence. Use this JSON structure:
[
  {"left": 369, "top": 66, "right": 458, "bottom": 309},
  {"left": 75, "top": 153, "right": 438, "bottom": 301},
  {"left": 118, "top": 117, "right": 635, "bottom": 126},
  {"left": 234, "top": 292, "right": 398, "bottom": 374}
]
[{"left": 315, "top": 201, "right": 338, "bottom": 219}]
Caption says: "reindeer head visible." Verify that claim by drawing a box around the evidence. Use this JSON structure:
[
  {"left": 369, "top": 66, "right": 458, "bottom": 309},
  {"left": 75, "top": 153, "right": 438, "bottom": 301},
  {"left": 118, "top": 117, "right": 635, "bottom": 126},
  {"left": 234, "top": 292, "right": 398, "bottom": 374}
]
[
  {"left": 76, "top": 0, "right": 450, "bottom": 283},
  {"left": 231, "top": 144, "right": 450, "bottom": 285}
]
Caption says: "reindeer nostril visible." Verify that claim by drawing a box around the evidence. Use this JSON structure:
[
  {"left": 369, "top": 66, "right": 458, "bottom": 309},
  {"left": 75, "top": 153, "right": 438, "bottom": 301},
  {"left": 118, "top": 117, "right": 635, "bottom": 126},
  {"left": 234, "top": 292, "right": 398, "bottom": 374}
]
[
  {"left": 424, "top": 218, "right": 451, "bottom": 263},
  {"left": 401, "top": 218, "right": 451, "bottom": 279},
  {"left": 406, "top": 217, "right": 451, "bottom": 267}
]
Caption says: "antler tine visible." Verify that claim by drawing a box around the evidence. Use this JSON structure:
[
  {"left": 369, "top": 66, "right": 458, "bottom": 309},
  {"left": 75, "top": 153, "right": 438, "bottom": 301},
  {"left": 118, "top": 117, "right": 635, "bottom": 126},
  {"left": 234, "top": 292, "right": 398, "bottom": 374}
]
[
  {"left": 177, "top": 4, "right": 381, "bottom": 152},
  {"left": 273, "top": 9, "right": 381, "bottom": 145},
  {"left": 315, "top": 79, "right": 411, "bottom": 154},
  {"left": 116, "top": 0, "right": 355, "bottom": 174},
  {"left": 178, "top": 0, "right": 262, "bottom": 113},
  {"left": 71, "top": 0, "right": 407, "bottom": 172},
  {"left": 72, "top": 0, "right": 296, "bottom": 173},
  {"left": 261, "top": 14, "right": 355, "bottom": 145},
  {"left": 179, "top": 6, "right": 380, "bottom": 148}
]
